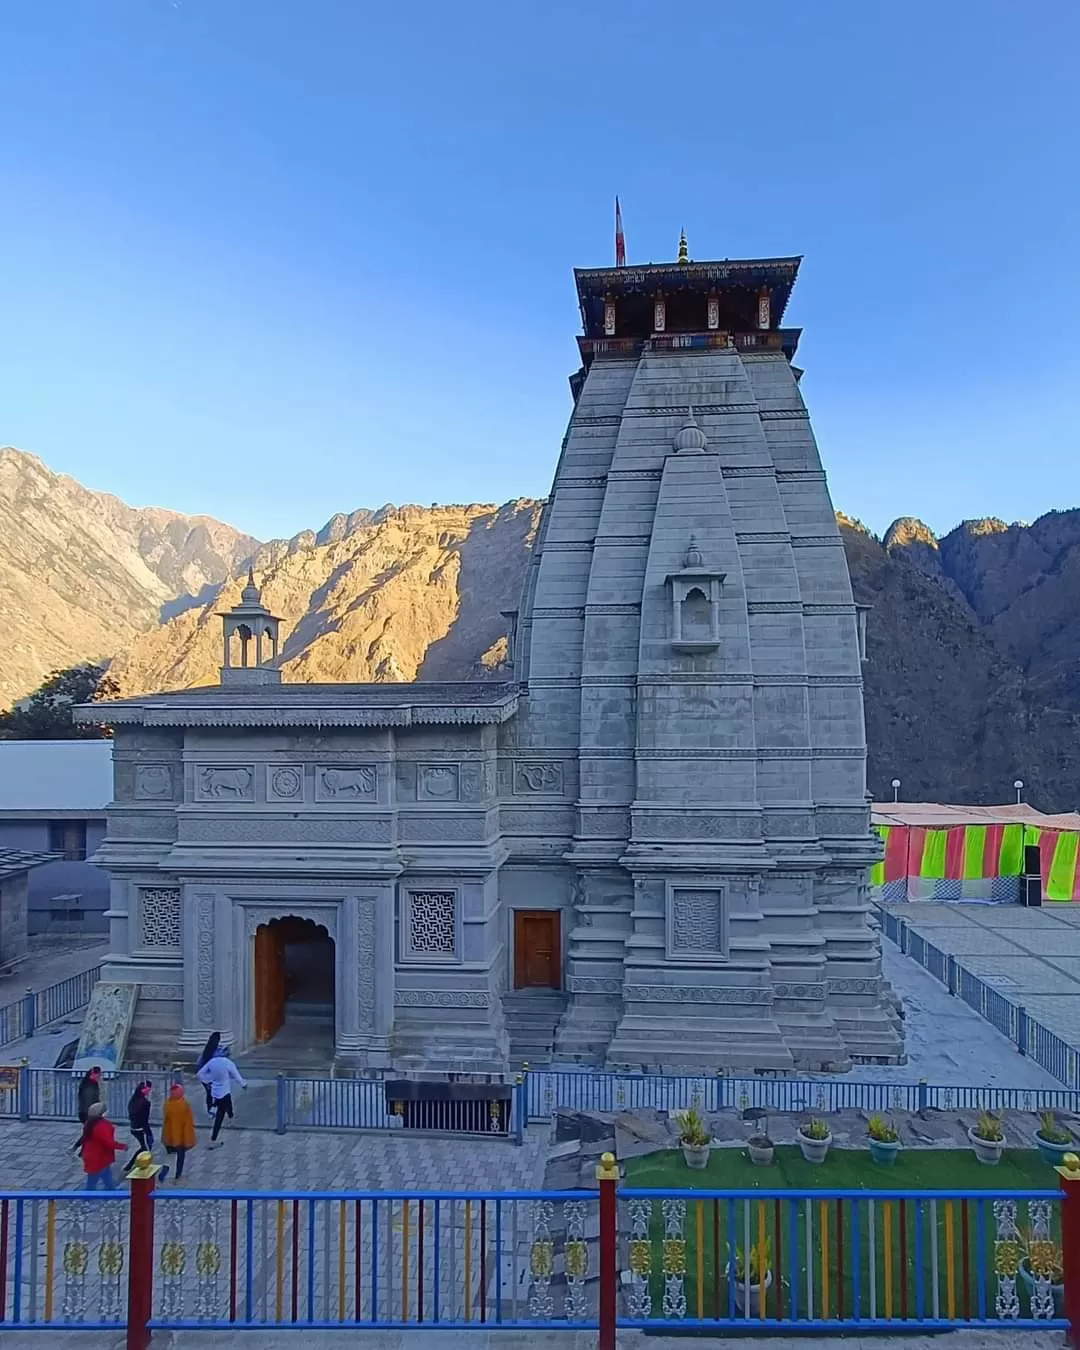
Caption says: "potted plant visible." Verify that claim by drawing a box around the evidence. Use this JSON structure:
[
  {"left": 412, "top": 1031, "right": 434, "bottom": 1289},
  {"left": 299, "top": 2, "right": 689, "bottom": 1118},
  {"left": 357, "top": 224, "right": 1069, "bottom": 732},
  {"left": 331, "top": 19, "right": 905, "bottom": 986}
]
[
  {"left": 676, "top": 1106, "right": 712, "bottom": 1170},
  {"left": 797, "top": 1117, "right": 832, "bottom": 1165},
  {"left": 867, "top": 1114, "right": 901, "bottom": 1165},
  {"left": 731, "top": 1239, "right": 772, "bottom": 1314},
  {"left": 1035, "top": 1110, "right": 1073, "bottom": 1166},
  {"left": 968, "top": 1111, "right": 1005, "bottom": 1165},
  {"left": 1019, "top": 1226, "right": 1064, "bottom": 1312},
  {"left": 746, "top": 1132, "right": 774, "bottom": 1166}
]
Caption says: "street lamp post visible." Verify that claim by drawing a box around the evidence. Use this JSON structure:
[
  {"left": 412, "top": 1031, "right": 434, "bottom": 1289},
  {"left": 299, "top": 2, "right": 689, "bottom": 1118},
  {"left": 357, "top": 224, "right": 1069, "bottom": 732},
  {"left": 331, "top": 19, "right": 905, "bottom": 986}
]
[
  {"left": 891, "top": 778, "right": 901, "bottom": 803},
  {"left": 1014, "top": 779, "right": 1024, "bottom": 805}
]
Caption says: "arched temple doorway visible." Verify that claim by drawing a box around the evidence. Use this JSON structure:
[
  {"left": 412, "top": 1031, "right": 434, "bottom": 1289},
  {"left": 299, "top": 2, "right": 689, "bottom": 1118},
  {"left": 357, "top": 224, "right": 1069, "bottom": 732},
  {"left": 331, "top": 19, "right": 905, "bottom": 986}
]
[{"left": 253, "top": 916, "right": 335, "bottom": 1055}]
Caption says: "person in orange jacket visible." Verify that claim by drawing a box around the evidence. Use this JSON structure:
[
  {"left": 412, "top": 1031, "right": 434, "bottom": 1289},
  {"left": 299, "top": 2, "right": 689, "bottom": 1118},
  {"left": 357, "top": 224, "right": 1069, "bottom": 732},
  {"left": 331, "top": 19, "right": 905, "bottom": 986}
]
[{"left": 162, "top": 1083, "right": 196, "bottom": 1182}]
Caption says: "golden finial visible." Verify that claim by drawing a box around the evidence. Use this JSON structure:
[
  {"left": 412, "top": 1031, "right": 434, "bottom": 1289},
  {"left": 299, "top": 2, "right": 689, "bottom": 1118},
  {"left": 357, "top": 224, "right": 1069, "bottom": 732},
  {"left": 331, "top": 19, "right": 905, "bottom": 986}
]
[{"left": 677, "top": 228, "right": 689, "bottom": 264}]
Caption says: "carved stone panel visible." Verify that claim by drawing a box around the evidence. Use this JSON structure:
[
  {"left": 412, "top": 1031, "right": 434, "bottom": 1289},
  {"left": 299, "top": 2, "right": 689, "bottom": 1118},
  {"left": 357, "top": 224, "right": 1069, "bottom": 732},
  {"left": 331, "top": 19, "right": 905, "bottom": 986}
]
[
  {"left": 666, "top": 886, "right": 727, "bottom": 960},
  {"left": 195, "top": 891, "right": 216, "bottom": 1022},
  {"left": 315, "top": 765, "right": 377, "bottom": 802},
  {"left": 513, "top": 761, "right": 564, "bottom": 795},
  {"left": 196, "top": 765, "right": 255, "bottom": 802},
  {"left": 135, "top": 764, "right": 173, "bottom": 800},
  {"left": 417, "top": 765, "right": 460, "bottom": 802},
  {"left": 401, "top": 888, "right": 458, "bottom": 961},
  {"left": 268, "top": 766, "right": 305, "bottom": 802}
]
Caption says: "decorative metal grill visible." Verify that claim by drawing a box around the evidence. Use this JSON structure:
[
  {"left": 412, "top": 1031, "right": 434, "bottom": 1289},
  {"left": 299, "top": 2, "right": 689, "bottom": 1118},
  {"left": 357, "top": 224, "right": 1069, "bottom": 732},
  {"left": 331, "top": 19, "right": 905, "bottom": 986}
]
[
  {"left": 138, "top": 887, "right": 182, "bottom": 950},
  {"left": 406, "top": 890, "right": 456, "bottom": 959}
]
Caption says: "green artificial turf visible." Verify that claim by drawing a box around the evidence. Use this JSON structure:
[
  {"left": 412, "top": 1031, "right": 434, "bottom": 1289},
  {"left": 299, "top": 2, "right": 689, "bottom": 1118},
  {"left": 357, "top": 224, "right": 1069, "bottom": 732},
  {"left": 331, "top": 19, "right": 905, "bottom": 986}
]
[{"left": 620, "top": 1147, "right": 1061, "bottom": 1325}]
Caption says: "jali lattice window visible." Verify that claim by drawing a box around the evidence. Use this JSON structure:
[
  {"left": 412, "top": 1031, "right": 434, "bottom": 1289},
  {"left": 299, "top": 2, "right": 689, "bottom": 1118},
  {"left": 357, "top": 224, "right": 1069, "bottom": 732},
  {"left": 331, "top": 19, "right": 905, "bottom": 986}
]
[
  {"left": 405, "top": 890, "right": 457, "bottom": 960},
  {"left": 138, "top": 887, "right": 182, "bottom": 950},
  {"left": 668, "top": 887, "right": 725, "bottom": 958}
]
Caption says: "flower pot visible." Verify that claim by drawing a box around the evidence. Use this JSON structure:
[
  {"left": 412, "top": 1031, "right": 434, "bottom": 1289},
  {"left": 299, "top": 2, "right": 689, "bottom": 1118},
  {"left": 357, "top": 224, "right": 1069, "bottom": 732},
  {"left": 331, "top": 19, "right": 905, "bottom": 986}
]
[
  {"left": 868, "top": 1137, "right": 901, "bottom": 1165},
  {"left": 733, "top": 1268, "right": 773, "bottom": 1314},
  {"left": 796, "top": 1129, "right": 832, "bottom": 1165},
  {"left": 747, "top": 1139, "right": 774, "bottom": 1167},
  {"left": 968, "top": 1126, "right": 1004, "bottom": 1166},
  {"left": 1036, "top": 1132, "right": 1073, "bottom": 1167},
  {"left": 681, "top": 1142, "right": 711, "bottom": 1170},
  {"left": 1019, "top": 1257, "right": 1064, "bottom": 1311}
]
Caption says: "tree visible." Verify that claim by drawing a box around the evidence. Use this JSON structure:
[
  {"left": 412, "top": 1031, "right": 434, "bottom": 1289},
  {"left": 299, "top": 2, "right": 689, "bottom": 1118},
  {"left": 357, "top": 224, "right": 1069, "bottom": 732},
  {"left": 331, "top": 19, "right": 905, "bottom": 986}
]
[{"left": 0, "top": 662, "right": 120, "bottom": 739}]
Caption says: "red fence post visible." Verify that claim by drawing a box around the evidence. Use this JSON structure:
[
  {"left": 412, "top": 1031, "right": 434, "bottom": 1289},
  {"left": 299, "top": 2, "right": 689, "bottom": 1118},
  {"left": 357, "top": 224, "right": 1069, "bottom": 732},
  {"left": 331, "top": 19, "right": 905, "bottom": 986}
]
[
  {"left": 596, "top": 1150, "right": 619, "bottom": 1350},
  {"left": 1058, "top": 1151, "right": 1080, "bottom": 1348},
  {"left": 126, "top": 1152, "right": 161, "bottom": 1350}
]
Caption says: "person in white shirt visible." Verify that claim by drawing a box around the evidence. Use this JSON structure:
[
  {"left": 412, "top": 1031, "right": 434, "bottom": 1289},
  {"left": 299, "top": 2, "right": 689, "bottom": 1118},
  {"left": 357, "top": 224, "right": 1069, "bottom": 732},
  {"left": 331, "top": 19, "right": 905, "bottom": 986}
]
[{"left": 196, "top": 1047, "right": 246, "bottom": 1147}]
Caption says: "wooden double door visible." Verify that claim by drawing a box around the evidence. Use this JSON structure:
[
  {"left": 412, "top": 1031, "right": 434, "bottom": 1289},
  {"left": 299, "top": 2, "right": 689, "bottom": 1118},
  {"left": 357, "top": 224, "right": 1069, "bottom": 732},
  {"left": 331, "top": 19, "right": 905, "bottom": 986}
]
[{"left": 513, "top": 910, "right": 561, "bottom": 989}]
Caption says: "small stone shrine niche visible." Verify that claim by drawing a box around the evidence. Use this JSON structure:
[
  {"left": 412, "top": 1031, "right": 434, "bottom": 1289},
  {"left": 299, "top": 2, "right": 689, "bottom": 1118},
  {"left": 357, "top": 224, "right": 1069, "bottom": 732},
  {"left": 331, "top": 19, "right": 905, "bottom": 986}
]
[
  {"left": 219, "top": 569, "right": 283, "bottom": 686},
  {"left": 667, "top": 537, "right": 725, "bottom": 652}
]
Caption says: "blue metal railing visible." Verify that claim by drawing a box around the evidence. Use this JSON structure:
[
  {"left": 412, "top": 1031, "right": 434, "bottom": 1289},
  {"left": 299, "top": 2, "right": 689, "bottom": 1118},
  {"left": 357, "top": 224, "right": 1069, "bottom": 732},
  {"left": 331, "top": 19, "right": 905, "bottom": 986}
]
[
  {"left": 3, "top": 1062, "right": 1077, "bottom": 1131},
  {"left": 0, "top": 963, "right": 101, "bottom": 1049},
  {"left": 876, "top": 903, "right": 1080, "bottom": 1092},
  {"left": 0, "top": 1184, "right": 1065, "bottom": 1333}
]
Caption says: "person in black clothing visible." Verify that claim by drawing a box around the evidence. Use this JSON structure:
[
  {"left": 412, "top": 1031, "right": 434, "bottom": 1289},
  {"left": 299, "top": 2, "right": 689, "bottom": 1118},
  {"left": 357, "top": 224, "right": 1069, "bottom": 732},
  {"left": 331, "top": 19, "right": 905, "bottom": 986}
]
[
  {"left": 194, "top": 1032, "right": 221, "bottom": 1117},
  {"left": 123, "top": 1081, "right": 154, "bottom": 1173},
  {"left": 77, "top": 1066, "right": 102, "bottom": 1123}
]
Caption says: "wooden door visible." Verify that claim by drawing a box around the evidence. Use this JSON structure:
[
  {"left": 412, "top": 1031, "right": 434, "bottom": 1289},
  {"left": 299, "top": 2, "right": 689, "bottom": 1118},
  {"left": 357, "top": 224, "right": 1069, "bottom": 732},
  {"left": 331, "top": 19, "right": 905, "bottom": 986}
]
[
  {"left": 513, "top": 911, "right": 561, "bottom": 989},
  {"left": 254, "top": 924, "right": 286, "bottom": 1043}
]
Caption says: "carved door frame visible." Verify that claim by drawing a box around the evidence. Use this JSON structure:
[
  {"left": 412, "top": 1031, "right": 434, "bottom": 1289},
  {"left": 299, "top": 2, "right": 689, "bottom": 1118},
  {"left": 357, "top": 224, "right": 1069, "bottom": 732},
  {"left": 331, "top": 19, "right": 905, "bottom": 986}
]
[{"left": 237, "top": 902, "right": 340, "bottom": 1054}]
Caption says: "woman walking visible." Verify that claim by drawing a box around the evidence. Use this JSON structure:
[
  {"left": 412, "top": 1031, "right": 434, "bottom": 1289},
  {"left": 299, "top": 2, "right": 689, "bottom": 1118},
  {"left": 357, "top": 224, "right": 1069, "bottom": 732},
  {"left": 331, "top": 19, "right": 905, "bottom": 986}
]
[
  {"left": 77, "top": 1103, "right": 127, "bottom": 1190},
  {"left": 124, "top": 1081, "right": 154, "bottom": 1172},
  {"left": 194, "top": 1032, "right": 221, "bottom": 1117},
  {"left": 77, "top": 1066, "right": 102, "bottom": 1123},
  {"left": 162, "top": 1083, "right": 196, "bottom": 1183}
]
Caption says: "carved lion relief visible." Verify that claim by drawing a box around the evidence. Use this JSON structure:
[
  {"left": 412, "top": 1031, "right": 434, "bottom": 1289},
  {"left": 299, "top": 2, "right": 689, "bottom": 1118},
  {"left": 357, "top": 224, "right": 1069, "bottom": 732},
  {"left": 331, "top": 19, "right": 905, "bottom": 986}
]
[{"left": 315, "top": 765, "right": 377, "bottom": 802}]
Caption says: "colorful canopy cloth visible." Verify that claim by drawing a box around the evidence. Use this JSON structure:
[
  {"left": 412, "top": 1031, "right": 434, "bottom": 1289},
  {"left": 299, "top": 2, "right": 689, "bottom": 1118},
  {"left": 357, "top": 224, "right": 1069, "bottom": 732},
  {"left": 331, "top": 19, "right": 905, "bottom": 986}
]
[{"left": 871, "top": 804, "right": 1080, "bottom": 902}]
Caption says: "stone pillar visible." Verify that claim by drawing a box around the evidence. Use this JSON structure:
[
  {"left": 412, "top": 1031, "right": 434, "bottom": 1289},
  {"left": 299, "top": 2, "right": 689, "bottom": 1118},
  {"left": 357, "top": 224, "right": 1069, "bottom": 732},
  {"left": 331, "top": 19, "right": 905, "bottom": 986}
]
[
  {"left": 336, "top": 890, "right": 392, "bottom": 1068},
  {"left": 179, "top": 887, "right": 219, "bottom": 1051}
]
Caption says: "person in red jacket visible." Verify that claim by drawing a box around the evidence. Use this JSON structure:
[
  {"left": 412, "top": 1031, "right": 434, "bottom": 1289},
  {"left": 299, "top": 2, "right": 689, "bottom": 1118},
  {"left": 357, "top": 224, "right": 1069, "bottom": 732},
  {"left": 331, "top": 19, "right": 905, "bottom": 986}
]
[{"left": 77, "top": 1102, "right": 127, "bottom": 1190}]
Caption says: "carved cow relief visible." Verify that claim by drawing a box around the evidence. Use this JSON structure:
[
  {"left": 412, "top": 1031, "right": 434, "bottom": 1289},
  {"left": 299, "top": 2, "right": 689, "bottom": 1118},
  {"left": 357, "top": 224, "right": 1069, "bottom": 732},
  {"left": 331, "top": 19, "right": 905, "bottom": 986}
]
[{"left": 196, "top": 765, "right": 255, "bottom": 801}]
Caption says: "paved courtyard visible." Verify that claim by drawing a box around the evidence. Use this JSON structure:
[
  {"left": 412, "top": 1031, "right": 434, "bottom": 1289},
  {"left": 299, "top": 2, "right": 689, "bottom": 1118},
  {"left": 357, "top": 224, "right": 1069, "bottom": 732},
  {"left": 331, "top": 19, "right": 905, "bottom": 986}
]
[
  {"left": 884, "top": 900, "right": 1080, "bottom": 1048},
  {"left": 0, "top": 1116, "right": 548, "bottom": 1193}
]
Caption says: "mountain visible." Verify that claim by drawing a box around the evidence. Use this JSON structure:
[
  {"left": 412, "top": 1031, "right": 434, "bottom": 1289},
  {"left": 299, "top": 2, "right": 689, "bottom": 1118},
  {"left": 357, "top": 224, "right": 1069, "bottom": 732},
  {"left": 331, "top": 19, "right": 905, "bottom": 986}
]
[
  {"left": 108, "top": 500, "right": 541, "bottom": 694},
  {"left": 0, "top": 448, "right": 257, "bottom": 707},
  {"left": 3, "top": 447, "right": 1080, "bottom": 810},
  {"left": 846, "top": 518, "right": 1080, "bottom": 809}
]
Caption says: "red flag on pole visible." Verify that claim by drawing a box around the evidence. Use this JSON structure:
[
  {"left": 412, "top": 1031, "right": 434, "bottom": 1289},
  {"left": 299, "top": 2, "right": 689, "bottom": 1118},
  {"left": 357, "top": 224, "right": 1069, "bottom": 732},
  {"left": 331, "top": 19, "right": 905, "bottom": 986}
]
[{"left": 615, "top": 197, "right": 625, "bottom": 267}]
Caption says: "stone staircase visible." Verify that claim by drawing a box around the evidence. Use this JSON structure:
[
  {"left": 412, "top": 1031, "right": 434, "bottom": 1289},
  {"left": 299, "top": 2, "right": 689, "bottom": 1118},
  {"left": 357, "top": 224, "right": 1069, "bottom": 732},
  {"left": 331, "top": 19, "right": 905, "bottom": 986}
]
[
  {"left": 124, "top": 992, "right": 183, "bottom": 1069},
  {"left": 501, "top": 989, "right": 567, "bottom": 1069}
]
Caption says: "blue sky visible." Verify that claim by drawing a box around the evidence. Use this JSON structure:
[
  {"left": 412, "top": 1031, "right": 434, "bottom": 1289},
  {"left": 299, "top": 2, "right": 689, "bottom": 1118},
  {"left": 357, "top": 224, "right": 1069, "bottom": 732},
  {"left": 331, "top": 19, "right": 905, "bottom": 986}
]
[{"left": 0, "top": 1, "right": 1077, "bottom": 543}]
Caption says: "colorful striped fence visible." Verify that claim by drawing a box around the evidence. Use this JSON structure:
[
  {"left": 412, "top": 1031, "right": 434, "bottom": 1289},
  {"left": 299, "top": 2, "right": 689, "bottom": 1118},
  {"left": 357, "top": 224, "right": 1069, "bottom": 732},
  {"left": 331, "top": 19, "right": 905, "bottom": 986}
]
[
  {"left": 870, "top": 822, "right": 1080, "bottom": 902},
  {"left": 617, "top": 1186, "right": 1066, "bottom": 1331},
  {"left": 0, "top": 1176, "right": 1071, "bottom": 1338}
]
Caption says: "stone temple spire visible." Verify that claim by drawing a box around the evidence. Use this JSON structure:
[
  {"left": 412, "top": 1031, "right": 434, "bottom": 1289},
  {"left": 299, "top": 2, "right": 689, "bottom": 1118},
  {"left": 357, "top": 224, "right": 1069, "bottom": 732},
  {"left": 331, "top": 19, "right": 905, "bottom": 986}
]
[{"left": 677, "top": 228, "right": 689, "bottom": 264}]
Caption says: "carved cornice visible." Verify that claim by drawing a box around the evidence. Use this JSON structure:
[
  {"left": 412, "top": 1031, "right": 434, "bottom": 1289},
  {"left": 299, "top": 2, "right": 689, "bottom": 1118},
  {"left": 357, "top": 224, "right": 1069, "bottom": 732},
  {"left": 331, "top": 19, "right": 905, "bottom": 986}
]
[{"left": 82, "top": 697, "right": 518, "bottom": 730}]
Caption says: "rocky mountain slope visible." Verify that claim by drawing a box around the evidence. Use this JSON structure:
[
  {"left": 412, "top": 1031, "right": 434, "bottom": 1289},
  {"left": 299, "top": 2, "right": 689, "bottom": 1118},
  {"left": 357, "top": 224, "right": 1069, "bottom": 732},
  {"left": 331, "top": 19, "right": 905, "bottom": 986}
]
[
  {"left": 0, "top": 448, "right": 257, "bottom": 707},
  {"left": 3, "top": 447, "right": 1080, "bottom": 809},
  {"left": 108, "top": 500, "right": 540, "bottom": 693}
]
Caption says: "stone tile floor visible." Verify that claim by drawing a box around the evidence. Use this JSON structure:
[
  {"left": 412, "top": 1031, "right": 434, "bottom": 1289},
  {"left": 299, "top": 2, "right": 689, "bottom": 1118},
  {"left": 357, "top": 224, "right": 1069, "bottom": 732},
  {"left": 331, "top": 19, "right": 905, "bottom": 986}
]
[
  {"left": 0, "top": 1117, "right": 550, "bottom": 1193},
  {"left": 885, "top": 900, "right": 1080, "bottom": 1046}
]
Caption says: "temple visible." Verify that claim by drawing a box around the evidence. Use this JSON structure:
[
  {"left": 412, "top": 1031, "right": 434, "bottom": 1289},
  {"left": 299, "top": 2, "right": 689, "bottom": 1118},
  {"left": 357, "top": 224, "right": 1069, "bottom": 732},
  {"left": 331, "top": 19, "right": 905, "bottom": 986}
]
[{"left": 76, "top": 235, "right": 903, "bottom": 1074}]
